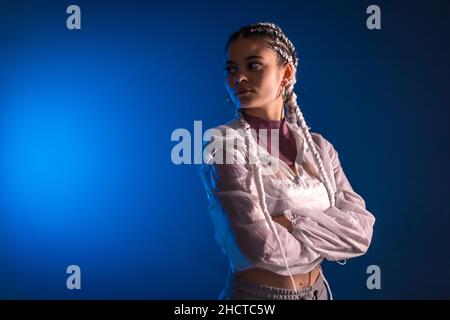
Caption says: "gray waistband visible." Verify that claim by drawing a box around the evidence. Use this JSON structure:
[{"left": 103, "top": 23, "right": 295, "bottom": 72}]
[{"left": 222, "top": 271, "right": 327, "bottom": 300}]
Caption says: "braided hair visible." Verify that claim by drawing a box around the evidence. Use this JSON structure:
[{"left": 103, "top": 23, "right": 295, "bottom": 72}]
[
  {"left": 225, "top": 22, "right": 336, "bottom": 293},
  {"left": 225, "top": 22, "right": 335, "bottom": 207}
]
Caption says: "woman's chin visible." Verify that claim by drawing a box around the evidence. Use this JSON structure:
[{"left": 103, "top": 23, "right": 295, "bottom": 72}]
[{"left": 238, "top": 101, "right": 257, "bottom": 108}]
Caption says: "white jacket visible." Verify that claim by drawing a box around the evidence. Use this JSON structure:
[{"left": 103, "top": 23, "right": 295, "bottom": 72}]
[{"left": 199, "top": 118, "right": 375, "bottom": 276}]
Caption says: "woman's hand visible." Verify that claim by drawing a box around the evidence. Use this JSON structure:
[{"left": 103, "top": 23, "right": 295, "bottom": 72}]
[{"left": 272, "top": 214, "right": 293, "bottom": 233}]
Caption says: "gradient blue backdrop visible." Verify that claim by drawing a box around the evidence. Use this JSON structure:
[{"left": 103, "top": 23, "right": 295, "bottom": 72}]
[{"left": 1, "top": 0, "right": 449, "bottom": 299}]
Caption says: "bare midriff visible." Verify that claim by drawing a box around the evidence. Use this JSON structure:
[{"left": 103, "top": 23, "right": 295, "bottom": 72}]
[{"left": 235, "top": 265, "right": 321, "bottom": 289}]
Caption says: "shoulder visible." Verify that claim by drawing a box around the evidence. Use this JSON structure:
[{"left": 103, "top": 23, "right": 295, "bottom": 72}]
[
  {"left": 203, "top": 119, "right": 248, "bottom": 144},
  {"left": 310, "top": 132, "right": 337, "bottom": 159},
  {"left": 202, "top": 119, "right": 248, "bottom": 165}
]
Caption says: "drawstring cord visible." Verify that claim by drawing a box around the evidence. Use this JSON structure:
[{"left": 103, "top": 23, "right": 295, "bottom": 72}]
[{"left": 319, "top": 268, "right": 333, "bottom": 300}]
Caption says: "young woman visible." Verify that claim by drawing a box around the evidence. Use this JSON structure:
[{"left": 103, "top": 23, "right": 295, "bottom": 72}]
[{"left": 199, "top": 22, "right": 375, "bottom": 300}]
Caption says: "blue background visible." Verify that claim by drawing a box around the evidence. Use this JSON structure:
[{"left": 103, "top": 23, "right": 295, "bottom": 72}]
[{"left": 0, "top": 0, "right": 449, "bottom": 299}]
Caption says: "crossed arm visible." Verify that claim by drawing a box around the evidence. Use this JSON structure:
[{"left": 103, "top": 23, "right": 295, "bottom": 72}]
[{"left": 200, "top": 135, "right": 375, "bottom": 273}]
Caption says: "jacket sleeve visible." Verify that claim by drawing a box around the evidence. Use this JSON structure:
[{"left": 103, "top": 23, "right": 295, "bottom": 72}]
[
  {"left": 199, "top": 137, "right": 322, "bottom": 275},
  {"left": 289, "top": 136, "right": 376, "bottom": 261}
]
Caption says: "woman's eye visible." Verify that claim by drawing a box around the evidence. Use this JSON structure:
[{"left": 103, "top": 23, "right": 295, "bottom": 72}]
[
  {"left": 224, "top": 66, "right": 237, "bottom": 73},
  {"left": 248, "top": 62, "right": 262, "bottom": 69},
  {"left": 224, "top": 62, "right": 262, "bottom": 74}
]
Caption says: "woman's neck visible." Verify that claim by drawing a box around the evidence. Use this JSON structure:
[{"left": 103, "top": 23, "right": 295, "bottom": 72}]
[{"left": 242, "top": 105, "right": 284, "bottom": 121}]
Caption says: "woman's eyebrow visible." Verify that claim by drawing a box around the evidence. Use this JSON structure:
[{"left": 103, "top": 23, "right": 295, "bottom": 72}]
[{"left": 225, "top": 55, "right": 264, "bottom": 65}]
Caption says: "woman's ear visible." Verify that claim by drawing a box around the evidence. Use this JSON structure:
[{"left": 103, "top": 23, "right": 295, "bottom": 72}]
[{"left": 281, "top": 63, "right": 294, "bottom": 86}]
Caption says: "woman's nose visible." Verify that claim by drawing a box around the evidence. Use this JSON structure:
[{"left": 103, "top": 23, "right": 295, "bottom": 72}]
[{"left": 234, "top": 71, "right": 248, "bottom": 85}]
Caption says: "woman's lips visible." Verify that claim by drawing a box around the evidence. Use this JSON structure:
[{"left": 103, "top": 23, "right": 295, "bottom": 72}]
[{"left": 235, "top": 90, "right": 254, "bottom": 95}]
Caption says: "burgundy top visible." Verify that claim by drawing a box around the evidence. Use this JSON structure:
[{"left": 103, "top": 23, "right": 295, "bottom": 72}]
[{"left": 243, "top": 112, "right": 298, "bottom": 166}]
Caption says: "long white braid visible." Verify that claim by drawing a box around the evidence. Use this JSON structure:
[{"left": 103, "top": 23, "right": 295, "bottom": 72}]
[
  {"left": 228, "top": 22, "right": 341, "bottom": 298},
  {"left": 236, "top": 108, "right": 299, "bottom": 293},
  {"left": 270, "top": 21, "right": 336, "bottom": 207},
  {"left": 285, "top": 91, "right": 336, "bottom": 207},
  {"left": 286, "top": 90, "right": 347, "bottom": 272}
]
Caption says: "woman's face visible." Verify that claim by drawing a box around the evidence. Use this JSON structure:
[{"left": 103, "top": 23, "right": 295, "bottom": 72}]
[{"left": 225, "top": 37, "right": 288, "bottom": 109}]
